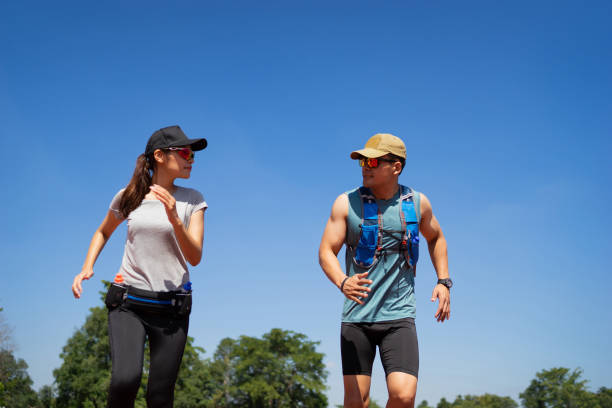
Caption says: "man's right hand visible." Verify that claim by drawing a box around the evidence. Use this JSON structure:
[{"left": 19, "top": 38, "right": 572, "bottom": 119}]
[{"left": 341, "top": 272, "right": 373, "bottom": 305}]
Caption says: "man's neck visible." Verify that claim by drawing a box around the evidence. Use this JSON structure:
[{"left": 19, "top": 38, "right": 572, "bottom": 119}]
[{"left": 370, "top": 183, "right": 399, "bottom": 201}]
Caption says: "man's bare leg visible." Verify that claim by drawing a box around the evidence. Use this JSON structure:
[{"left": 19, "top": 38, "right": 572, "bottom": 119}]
[
  {"left": 344, "top": 374, "right": 372, "bottom": 408},
  {"left": 386, "top": 372, "right": 417, "bottom": 408}
]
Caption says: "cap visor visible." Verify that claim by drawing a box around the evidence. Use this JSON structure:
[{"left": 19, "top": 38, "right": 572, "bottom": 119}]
[
  {"left": 169, "top": 138, "right": 208, "bottom": 151},
  {"left": 350, "top": 148, "right": 388, "bottom": 159}
]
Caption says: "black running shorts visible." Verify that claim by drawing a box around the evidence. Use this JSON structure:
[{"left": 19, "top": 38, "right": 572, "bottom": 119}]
[{"left": 340, "top": 317, "right": 418, "bottom": 377}]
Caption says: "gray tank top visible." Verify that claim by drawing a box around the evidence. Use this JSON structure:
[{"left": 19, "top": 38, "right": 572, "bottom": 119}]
[
  {"left": 109, "top": 186, "right": 207, "bottom": 291},
  {"left": 343, "top": 186, "right": 420, "bottom": 323}
]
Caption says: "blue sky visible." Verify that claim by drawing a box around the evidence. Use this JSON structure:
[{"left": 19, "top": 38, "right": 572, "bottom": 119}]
[{"left": 1, "top": 1, "right": 610, "bottom": 405}]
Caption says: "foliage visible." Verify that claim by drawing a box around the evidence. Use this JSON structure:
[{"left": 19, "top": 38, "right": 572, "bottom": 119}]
[
  {"left": 0, "top": 349, "right": 40, "bottom": 407},
  {"left": 448, "top": 394, "right": 518, "bottom": 408},
  {"left": 0, "top": 307, "right": 40, "bottom": 407},
  {"left": 52, "top": 285, "right": 212, "bottom": 408},
  {"left": 596, "top": 387, "right": 612, "bottom": 408},
  {"left": 9, "top": 284, "right": 609, "bottom": 408},
  {"left": 520, "top": 367, "right": 596, "bottom": 408},
  {"left": 53, "top": 301, "right": 110, "bottom": 408},
  {"left": 209, "top": 329, "right": 328, "bottom": 407},
  {"left": 437, "top": 397, "right": 452, "bottom": 408},
  {"left": 50, "top": 285, "right": 327, "bottom": 407},
  {"left": 173, "top": 339, "right": 216, "bottom": 408},
  {"left": 0, "top": 306, "right": 14, "bottom": 352},
  {"left": 38, "top": 385, "right": 56, "bottom": 408}
]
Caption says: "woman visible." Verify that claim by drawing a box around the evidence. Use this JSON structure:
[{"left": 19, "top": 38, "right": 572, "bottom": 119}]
[{"left": 71, "top": 125, "right": 208, "bottom": 408}]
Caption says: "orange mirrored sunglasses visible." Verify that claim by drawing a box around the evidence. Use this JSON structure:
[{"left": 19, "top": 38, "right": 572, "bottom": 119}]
[{"left": 358, "top": 157, "right": 397, "bottom": 168}]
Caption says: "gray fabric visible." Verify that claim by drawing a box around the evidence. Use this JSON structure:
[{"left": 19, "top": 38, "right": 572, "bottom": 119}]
[{"left": 110, "top": 186, "right": 207, "bottom": 291}]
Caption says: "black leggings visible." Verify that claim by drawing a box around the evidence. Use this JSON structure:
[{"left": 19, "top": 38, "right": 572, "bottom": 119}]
[{"left": 107, "top": 307, "right": 188, "bottom": 408}]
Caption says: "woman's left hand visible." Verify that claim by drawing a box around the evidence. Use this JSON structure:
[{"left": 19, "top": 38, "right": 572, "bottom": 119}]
[{"left": 150, "top": 184, "right": 181, "bottom": 226}]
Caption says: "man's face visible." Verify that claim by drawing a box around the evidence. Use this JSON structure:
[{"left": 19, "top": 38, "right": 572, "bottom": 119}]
[{"left": 360, "top": 155, "right": 402, "bottom": 188}]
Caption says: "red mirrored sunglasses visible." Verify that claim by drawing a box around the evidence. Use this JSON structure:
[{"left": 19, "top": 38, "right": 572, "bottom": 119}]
[
  {"left": 166, "top": 147, "right": 194, "bottom": 161},
  {"left": 359, "top": 157, "right": 397, "bottom": 168}
]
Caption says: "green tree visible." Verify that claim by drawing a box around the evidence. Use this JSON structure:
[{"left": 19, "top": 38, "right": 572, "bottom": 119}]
[
  {"left": 520, "top": 367, "right": 596, "bottom": 408},
  {"left": 0, "top": 307, "right": 40, "bottom": 407},
  {"left": 174, "top": 341, "right": 217, "bottom": 408},
  {"left": 38, "top": 385, "right": 56, "bottom": 408},
  {"left": 53, "top": 285, "right": 214, "bottom": 407},
  {"left": 53, "top": 302, "right": 110, "bottom": 408},
  {"left": 449, "top": 393, "right": 518, "bottom": 408},
  {"left": 209, "top": 328, "right": 328, "bottom": 407},
  {"left": 437, "top": 397, "right": 452, "bottom": 408},
  {"left": 0, "top": 349, "right": 40, "bottom": 407},
  {"left": 0, "top": 307, "right": 14, "bottom": 352},
  {"left": 418, "top": 401, "right": 433, "bottom": 408},
  {"left": 209, "top": 337, "right": 239, "bottom": 407},
  {"left": 595, "top": 387, "right": 612, "bottom": 408}
]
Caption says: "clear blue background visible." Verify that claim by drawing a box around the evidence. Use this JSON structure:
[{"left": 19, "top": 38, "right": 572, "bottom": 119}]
[{"left": 1, "top": 1, "right": 610, "bottom": 406}]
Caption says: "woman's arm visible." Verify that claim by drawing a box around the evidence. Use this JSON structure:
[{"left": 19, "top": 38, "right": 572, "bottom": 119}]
[
  {"left": 72, "top": 210, "right": 123, "bottom": 298},
  {"left": 149, "top": 185, "right": 205, "bottom": 266},
  {"left": 173, "top": 208, "right": 205, "bottom": 266}
]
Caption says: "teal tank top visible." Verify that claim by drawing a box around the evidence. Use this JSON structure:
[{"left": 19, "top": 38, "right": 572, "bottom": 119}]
[{"left": 343, "top": 186, "right": 420, "bottom": 323}]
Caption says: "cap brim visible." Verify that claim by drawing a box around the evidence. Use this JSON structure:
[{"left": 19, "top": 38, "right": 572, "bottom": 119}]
[
  {"left": 169, "top": 138, "right": 208, "bottom": 151},
  {"left": 350, "top": 148, "right": 388, "bottom": 159}
]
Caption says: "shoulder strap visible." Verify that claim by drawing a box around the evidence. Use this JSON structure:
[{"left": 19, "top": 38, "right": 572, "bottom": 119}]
[
  {"left": 398, "top": 185, "right": 419, "bottom": 271},
  {"left": 358, "top": 186, "right": 383, "bottom": 248},
  {"left": 398, "top": 185, "right": 412, "bottom": 249},
  {"left": 352, "top": 187, "right": 383, "bottom": 267},
  {"left": 413, "top": 189, "right": 421, "bottom": 223},
  {"left": 399, "top": 185, "right": 414, "bottom": 201},
  {"left": 358, "top": 187, "right": 378, "bottom": 221},
  {"left": 399, "top": 185, "right": 419, "bottom": 224}
]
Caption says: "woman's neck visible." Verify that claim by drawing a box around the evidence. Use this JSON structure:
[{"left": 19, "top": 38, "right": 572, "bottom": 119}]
[{"left": 151, "top": 172, "right": 176, "bottom": 193}]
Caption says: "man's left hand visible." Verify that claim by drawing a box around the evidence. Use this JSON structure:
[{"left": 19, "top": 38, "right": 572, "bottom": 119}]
[{"left": 431, "top": 284, "right": 450, "bottom": 322}]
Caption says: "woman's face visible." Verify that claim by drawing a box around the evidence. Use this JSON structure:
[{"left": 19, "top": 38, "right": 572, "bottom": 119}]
[{"left": 154, "top": 146, "right": 194, "bottom": 179}]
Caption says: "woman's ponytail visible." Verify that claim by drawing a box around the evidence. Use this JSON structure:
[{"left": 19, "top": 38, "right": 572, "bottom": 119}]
[{"left": 119, "top": 154, "right": 154, "bottom": 218}]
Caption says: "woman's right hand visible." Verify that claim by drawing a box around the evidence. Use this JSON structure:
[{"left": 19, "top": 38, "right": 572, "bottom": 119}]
[{"left": 72, "top": 270, "right": 94, "bottom": 299}]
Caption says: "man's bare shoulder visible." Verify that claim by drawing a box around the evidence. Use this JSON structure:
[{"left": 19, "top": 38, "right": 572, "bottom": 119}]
[
  {"left": 418, "top": 191, "right": 433, "bottom": 219},
  {"left": 330, "top": 193, "right": 349, "bottom": 220}
]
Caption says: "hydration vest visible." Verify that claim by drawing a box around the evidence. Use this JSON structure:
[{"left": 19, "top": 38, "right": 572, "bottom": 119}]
[{"left": 352, "top": 185, "right": 420, "bottom": 274}]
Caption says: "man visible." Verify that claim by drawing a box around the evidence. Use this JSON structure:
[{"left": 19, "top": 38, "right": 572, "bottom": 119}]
[{"left": 319, "top": 133, "right": 452, "bottom": 408}]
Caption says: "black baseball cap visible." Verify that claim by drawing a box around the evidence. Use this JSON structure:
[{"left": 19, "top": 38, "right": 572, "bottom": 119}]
[{"left": 145, "top": 125, "right": 207, "bottom": 155}]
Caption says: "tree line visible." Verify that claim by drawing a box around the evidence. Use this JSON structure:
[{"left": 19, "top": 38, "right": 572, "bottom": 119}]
[
  {"left": 339, "top": 369, "right": 612, "bottom": 408},
  {"left": 415, "top": 369, "right": 612, "bottom": 408},
  {"left": 1, "top": 297, "right": 611, "bottom": 407},
  {"left": 1, "top": 289, "right": 328, "bottom": 408}
]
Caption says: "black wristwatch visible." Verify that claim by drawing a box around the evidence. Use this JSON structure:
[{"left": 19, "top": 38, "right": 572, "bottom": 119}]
[{"left": 437, "top": 278, "right": 453, "bottom": 290}]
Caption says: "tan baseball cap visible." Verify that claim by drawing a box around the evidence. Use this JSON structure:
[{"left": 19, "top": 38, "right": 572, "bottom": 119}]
[{"left": 350, "top": 133, "right": 406, "bottom": 159}]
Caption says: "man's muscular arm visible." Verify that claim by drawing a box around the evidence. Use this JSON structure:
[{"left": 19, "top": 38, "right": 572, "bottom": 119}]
[
  {"left": 419, "top": 193, "right": 451, "bottom": 322},
  {"left": 319, "top": 194, "right": 372, "bottom": 305}
]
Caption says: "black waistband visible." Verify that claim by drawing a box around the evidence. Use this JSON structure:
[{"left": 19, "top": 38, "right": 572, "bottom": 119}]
[
  {"left": 126, "top": 286, "right": 183, "bottom": 300},
  {"left": 105, "top": 284, "right": 192, "bottom": 316}
]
